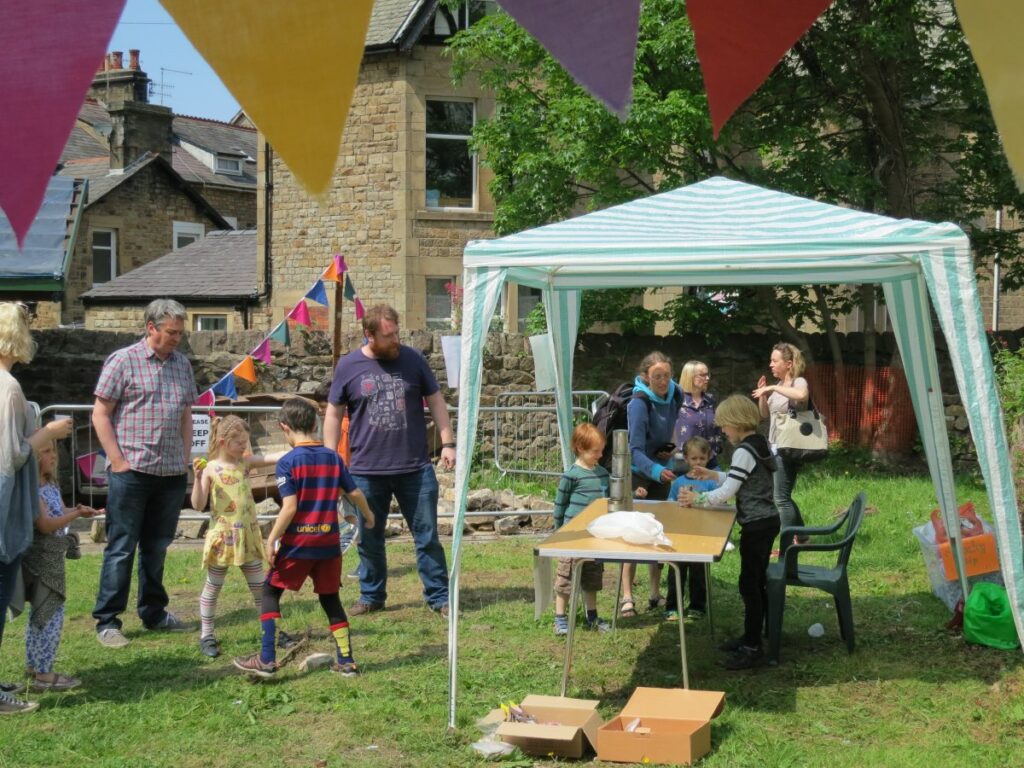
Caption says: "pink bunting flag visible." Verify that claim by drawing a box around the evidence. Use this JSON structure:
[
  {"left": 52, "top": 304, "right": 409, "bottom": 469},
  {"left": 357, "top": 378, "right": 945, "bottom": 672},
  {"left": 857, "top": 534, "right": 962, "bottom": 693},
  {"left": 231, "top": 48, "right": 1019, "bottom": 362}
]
[
  {"left": 497, "top": 0, "right": 641, "bottom": 116},
  {"left": 335, "top": 253, "right": 348, "bottom": 274},
  {"left": 354, "top": 297, "right": 365, "bottom": 320},
  {"left": 687, "top": 0, "right": 834, "bottom": 137},
  {"left": 288, "top": 300, "right": 311, "bottom": 327},
  {"left": 0, "top": 0, "right": 126, "bottom": 246},
  {"left": 251, "top": 338, "right": 272, "bottom": 365},
  {"left": 195, "top": 389, "right": 215, "bottom": 407}
]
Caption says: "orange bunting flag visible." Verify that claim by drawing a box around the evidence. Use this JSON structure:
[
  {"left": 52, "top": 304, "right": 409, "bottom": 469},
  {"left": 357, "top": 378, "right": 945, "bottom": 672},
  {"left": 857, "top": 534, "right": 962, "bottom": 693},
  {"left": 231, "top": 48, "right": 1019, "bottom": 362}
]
[
  {"left": 322, "top": 255, "right": 341, "bottom": 282},
  {"left": 233, "top": 355, "right": 258, "bottom": 384},
  {"left": 160, "top": 0, "right": 374, "bottom": 196}
]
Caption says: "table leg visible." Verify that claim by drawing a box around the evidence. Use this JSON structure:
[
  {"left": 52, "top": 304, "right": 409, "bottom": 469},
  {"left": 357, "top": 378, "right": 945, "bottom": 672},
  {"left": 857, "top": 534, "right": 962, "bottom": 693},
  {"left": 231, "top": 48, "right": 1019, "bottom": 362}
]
[
  {"left": 612, "top": 562, "right": 624, "bottom": 632},
  {"left": 533, "top": 554, "right": 553, "bottom": 621},
  {"left": 705, "top": 561, "right": 714, "bottom": 641},
  {"left": 667, "top": 563, "right": 689, "bottom": 689},
  {"left": 560, "top": 559, "right": 585, "bottom": 697}
]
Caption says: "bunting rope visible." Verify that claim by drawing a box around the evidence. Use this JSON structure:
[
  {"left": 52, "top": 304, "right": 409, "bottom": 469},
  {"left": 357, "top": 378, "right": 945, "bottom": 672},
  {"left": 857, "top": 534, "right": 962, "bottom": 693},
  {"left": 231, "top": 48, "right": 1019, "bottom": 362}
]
[{"left": 197, "top": 253, "right": 362, "bottom": 405}]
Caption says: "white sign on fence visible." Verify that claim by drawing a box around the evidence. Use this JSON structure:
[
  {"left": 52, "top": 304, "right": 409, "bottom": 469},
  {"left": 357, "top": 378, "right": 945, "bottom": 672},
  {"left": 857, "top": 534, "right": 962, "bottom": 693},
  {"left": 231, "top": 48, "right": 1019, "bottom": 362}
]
[{"left": 192, "top": 414, "right": 211, "bottom": 456}]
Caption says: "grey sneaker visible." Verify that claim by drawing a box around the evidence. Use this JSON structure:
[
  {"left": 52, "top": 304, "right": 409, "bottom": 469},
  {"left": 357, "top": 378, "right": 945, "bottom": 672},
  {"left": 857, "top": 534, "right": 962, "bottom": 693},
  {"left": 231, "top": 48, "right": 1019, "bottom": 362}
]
[
  {"left": 0, "top": 691, "right": 39, "bottom": 715},
  {"left": 97, "top": 628, "right": 130, "bottom": 648},
  {"left": 233, "top": 653, "right": 277, "bottom": 679},
  {"left": 147, "top": 611, "right": 190, "bottom": 632}
]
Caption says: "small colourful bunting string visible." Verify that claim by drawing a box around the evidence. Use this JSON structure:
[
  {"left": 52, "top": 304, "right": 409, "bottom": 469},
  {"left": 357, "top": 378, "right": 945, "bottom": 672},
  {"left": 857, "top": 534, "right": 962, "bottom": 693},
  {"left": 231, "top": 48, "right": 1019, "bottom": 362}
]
[
  {"left": 212, "top": 372, "right": 238, "bottom": 400},
  {"left": 197, "top": 254, "right": 370, "bottom": 402},
  {"left": 268, "top": 321, "right": 290, "bottom": 345},
  {"left": 288, "top": 300, "right": 312, "bottom": 327},
  {"left": 233, "top": 356, "right": 258, "bottom": 384},
  {"left": 251, "top": 338, "right": 272, "bottom": 364},
  {"left": 305, "top": 279, "right": 329, "bottom": 306}
]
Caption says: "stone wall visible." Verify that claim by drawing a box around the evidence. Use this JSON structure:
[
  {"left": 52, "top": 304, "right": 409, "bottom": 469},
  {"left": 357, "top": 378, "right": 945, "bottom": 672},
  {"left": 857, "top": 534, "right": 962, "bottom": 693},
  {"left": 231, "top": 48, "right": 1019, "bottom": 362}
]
[{"left": 18, "top": 327, "right": 1019, "bottom": 470}]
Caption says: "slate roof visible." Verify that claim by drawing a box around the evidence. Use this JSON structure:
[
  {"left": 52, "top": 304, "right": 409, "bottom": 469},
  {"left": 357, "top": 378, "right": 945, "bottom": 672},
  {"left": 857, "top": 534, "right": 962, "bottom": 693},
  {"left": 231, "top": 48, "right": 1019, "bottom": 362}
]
[
  {"left": 81, "top": 229, "right": 257, "bottom": 301},
  {"left": 61, "top": 124, "right": 108, "bottom": 163},
  {"left": 57, "top": 152, "right": 231, "bottom": 228},
  {"left": 366, "top": 0, "right": 433, "bottom": 48},
  {"left": 172, "top": 115, "right": 257, "bottom": 189}
]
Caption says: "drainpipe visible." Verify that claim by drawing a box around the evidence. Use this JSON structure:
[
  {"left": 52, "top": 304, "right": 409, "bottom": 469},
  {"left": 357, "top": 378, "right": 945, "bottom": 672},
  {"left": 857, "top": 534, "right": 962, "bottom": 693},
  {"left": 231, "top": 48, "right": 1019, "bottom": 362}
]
[{"left": 992, "top": 209, "right": 1002, "bottom": 331}]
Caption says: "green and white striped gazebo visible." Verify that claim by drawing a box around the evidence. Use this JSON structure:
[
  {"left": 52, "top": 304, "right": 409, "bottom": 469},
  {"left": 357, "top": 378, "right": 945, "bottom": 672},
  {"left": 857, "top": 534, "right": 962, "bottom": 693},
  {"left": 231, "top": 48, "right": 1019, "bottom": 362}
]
[{"left": 447, "top": 176, "right": 1021, "bottom": 725}]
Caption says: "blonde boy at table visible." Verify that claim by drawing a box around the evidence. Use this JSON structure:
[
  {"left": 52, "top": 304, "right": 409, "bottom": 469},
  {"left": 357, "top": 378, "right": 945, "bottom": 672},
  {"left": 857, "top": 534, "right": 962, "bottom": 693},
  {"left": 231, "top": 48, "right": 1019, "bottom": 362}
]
[
  {"left": 551, "top": 423, "right": 646, "bottom": 636},
  {"left": 678, "top": 395, "right": 779, "bottom": 670}
]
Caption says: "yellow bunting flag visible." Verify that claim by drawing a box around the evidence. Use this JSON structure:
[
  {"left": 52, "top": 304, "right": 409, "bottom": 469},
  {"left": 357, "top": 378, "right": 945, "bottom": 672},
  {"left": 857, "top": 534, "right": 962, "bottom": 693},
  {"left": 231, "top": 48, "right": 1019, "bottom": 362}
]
[
  {"left": 233, "top": 355, "right": 258, "bottom": 384},
  {"left": 160, "top": 0, "right": 373, "bottom": 195},
  {"left": 956, "top": 0, "right": 1024, "bottom": 188}
]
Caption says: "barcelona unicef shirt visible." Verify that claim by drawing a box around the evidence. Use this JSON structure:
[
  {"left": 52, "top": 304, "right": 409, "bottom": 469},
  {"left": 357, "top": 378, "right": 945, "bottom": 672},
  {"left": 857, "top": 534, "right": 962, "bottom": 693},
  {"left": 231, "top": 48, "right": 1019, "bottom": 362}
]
[{"left": 275, "top": 443, "right": 356, "bottom": 559}]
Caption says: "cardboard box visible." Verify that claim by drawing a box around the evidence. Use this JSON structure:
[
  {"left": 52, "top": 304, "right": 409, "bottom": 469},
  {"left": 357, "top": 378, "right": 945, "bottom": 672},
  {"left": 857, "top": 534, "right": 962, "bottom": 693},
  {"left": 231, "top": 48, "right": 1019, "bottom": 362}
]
[
  {"left": 938, "top": 533, "right": 1000, "bottom": 580},
  {"left": 598, "top": 687, "right": 725, "bottom": 765},
  {"left": 494, "top": 695, "right": 602, "bottom": 758}
]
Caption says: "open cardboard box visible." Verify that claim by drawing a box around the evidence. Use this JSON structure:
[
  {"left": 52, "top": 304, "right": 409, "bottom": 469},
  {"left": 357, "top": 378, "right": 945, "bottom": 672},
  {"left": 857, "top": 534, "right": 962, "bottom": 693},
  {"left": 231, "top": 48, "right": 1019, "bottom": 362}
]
[
  {"left": 493, "top": 695, "right": 602, "bottom": 758},
  {"left": 598, "top": 687, "right": 725, "bottom": 765}
]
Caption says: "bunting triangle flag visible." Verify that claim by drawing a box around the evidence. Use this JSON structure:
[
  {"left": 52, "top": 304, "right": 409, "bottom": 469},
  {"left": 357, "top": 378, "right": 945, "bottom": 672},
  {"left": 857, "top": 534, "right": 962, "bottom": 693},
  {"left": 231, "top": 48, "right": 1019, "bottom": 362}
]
[
  {"left": 0, "top": 0, "right": 126, "bottom": 246},
  {"left": 305, "top": 279, "right": 329, "bottom": 306},
  {"left": 233, "top": 356, "right": 258, "bottom": 384},
  {"left": 355, "top": 297, "right": 365, "bottom": 321},
  {"left": 268, "top": 321, "right": 290, "bottom": 345},
  {"left": 195, "top": 389, "right": 215, "bottom": 407},
  {"left": 288, "top": 300, "right": 312, "bottom": 327},
  {"left": 343, "top": 275, "right": 356, "bottom": 301},
  {"left": 322, "top": 259, "right": 340, "bottom": 282},
  {"left": 956, "top": 0, "right": 1024, "bottom": 188},
  {"left": 335, "top": 253, "right": 348, "bottom": 275},
  {"left": 497, "top": 0, "right": 641, "bottom": 116},
  {"left": 687, "top": 0, "right": 834, "bottom": 137},
  {"left": 211, "top": 372, "right": 238, "bottom": 400},
  {"left": 160, "top": 0, "right": 374, "bottom": 196},
  {"left": 251, "top": 339, "right": 272, "bottom": 364}
]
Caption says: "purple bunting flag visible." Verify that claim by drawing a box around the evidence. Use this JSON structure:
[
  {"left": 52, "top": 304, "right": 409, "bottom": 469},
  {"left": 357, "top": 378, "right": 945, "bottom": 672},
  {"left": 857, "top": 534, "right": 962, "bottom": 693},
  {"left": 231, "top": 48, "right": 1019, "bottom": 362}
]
[
  {"left": 497, "top": 0, "right": 641, "bottom": 116},
  {"left": 251, "top": 338, "right": 272, "bottom": 364}
]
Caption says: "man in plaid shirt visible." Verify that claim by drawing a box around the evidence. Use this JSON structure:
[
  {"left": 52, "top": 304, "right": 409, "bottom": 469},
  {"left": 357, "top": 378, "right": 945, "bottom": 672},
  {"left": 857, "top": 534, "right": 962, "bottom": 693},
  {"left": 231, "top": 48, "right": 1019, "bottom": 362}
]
[{"left": 91, "top": 299, "right": 198, "bottom": 648}]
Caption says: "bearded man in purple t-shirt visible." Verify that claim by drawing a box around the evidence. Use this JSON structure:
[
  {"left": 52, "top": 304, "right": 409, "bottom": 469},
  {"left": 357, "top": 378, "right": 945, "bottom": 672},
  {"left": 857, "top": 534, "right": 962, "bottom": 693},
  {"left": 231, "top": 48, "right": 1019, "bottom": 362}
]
[{"left": 323, "top": 304, "right": 456, "bottom": 618}]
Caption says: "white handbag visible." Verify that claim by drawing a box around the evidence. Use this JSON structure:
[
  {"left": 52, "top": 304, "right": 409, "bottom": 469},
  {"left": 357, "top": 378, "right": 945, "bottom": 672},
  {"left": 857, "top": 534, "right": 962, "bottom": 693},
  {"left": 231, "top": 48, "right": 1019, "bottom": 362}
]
[{"left": 774, "top": 399, "right": 828, "bottom": 462}]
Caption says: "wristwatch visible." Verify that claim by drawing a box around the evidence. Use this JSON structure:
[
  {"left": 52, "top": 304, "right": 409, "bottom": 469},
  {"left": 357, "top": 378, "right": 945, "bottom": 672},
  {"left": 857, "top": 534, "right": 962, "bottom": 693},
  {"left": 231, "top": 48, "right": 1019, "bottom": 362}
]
[{"left": 442, "top": 442, "right": 456, "bottom": 449}]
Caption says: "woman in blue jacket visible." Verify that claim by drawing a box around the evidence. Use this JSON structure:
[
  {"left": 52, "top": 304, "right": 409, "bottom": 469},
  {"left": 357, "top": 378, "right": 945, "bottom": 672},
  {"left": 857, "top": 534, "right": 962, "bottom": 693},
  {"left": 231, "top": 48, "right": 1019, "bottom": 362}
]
[{"left": 619, "top": 352, "right": 680, "bottom": 618}]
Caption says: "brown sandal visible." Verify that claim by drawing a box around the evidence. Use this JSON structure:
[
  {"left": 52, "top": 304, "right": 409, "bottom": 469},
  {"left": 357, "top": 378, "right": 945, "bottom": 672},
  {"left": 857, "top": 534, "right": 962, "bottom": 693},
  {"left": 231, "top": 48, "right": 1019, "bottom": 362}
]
[
  {"left": 619, "top": 598, "right": 637, "bottom": 618},
  {"left": 30, "top": 673, "right": 81, "bottom": 691}
]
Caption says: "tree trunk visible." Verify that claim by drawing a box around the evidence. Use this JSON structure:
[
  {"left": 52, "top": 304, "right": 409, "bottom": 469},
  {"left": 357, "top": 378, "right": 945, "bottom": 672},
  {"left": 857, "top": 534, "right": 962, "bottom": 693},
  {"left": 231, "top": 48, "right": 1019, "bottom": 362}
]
[
  {"left": 859, "top": 284, "right": 878, "bottom": 447},
  {"left": 758, "top": 286, "right": 813, "bottom": 365},
  {"left": 815, "top": 285, "right": 845, "bottom": 437}
]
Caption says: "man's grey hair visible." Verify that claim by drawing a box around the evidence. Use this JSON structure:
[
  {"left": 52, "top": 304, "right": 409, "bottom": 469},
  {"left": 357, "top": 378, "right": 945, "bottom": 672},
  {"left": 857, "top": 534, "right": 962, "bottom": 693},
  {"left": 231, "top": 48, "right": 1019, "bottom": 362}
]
[{"left": 145, "top": 298, "right": 187, "bottom": 329}]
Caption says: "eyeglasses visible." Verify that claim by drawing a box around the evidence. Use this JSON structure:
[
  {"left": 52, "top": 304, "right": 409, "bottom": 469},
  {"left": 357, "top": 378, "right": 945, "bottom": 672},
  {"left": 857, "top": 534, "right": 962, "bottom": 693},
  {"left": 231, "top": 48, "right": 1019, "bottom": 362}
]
[{"left": 694, "top": 373, "right": 710, "bottom": 380}]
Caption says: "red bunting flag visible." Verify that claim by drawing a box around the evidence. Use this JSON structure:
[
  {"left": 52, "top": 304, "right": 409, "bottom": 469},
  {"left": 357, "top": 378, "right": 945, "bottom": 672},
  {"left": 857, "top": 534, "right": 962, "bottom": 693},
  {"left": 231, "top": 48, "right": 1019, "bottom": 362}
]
[
  {"left": 0, "top": 0, "right": 126, "bottom": 245},
  {"left": 195, "top": 389, "right": 215, "bottom": 407},
  {"left": 687, "top": 0, "right": 834, "bottom": 137},
  {"left": 287, "top": 300, "right": 311, "bottom": 327}
]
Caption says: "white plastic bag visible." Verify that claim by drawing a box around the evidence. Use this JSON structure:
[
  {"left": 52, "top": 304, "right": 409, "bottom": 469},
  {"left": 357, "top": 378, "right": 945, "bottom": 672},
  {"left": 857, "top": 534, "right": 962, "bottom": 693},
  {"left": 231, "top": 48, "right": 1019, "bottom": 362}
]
[{"left": 587, "top": 511, "right": 672, "bottom": 548}]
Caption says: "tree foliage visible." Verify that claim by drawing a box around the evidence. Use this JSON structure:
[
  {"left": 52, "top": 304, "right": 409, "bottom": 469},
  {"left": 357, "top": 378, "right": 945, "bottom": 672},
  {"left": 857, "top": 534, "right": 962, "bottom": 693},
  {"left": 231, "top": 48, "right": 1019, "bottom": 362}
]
[{"left": 448, "top": 0, "right": 1024, "bottom": 340}]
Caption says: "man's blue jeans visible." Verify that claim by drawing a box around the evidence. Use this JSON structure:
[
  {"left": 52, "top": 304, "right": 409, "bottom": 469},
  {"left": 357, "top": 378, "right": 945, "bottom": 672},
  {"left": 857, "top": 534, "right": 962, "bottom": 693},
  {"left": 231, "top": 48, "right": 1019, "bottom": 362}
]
[
  {"left": 0, "top": 555, "right": 21, "bottom": 649},
  {"left": 93, "top": 470, "right": 186, "bottom": 631},
  {"left": 352, "top": 466, "right": 449, "bottom": 609}
]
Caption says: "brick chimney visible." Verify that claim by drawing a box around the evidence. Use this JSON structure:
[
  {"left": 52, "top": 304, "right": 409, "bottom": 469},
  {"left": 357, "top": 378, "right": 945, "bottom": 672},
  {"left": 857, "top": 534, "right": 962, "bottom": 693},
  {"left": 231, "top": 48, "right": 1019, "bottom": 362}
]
[
  {"left": 108, "top": 101, "right": 173, "bottom": 169},
  {"left": 89, "top": 48, "right": 150, "bottom": 104}
]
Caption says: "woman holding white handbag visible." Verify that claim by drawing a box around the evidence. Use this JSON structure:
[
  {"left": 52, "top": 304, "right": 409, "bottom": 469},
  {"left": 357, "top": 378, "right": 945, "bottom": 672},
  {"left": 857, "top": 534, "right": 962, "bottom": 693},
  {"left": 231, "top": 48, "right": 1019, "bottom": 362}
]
[{"left": 752, "top": 342, "right": 810, "bottom": 552}]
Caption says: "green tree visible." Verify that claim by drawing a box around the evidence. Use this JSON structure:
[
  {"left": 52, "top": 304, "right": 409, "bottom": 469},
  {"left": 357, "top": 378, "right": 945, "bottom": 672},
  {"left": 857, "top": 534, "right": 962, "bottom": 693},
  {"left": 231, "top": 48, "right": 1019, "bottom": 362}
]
[{"left": 448, "top": 0, "right": 1024, "bottom": 347}]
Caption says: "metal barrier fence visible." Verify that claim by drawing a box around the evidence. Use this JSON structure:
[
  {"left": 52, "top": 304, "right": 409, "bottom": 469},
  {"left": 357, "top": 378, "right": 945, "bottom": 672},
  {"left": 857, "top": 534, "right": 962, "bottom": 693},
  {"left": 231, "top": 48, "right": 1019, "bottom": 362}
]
[{"left": 37, "top": 391, "right": 608, "bottom": 515}]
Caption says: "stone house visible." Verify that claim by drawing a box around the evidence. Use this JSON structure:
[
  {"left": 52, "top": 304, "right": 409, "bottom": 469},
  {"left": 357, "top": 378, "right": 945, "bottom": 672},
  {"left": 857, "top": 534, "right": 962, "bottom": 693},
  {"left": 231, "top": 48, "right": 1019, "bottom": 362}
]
[
  {"left": 80, "top": 229, "right": 258, "bottom": 333},
  {"left": 48, "top": 49, "right": 257, "bottom": 327},
  {"left": 260, "top": 0, "right": 545, "bottom": 334}
]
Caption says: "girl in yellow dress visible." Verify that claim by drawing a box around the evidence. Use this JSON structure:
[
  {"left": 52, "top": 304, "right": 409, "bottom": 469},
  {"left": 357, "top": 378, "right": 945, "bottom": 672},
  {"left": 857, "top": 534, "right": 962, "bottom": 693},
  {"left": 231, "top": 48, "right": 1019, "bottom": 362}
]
[{"left": 191, "top": 415, "right": 284, "bottom": 658}]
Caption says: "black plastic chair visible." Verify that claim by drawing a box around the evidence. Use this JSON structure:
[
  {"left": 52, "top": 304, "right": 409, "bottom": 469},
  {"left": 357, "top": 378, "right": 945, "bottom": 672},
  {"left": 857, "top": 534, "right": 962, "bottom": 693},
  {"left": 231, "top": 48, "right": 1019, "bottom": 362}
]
[{"left": 766, "top": 491, "right": 867, "bottom": 664}]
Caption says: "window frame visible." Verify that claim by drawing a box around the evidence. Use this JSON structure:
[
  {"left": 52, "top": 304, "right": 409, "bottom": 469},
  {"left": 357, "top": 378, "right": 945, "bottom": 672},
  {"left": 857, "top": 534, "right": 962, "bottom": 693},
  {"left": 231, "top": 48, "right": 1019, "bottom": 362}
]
[
  {"left": 172, "top": 221, "right": 205, "bottom": 250},
  {"left": 425, "top": 276, "right": 457, "bottom": 330},
  {"left": 90, "top": 228, "right": 117, "bottom": 286},
  {"left": 193, "top": 314, "right": 228, "bottom": 332},
  {"left": 215, "top": 154, "right": 244, "bottom": 175},
  {"left": 425, "top": 98, "right": 477, "bottom": 211}
]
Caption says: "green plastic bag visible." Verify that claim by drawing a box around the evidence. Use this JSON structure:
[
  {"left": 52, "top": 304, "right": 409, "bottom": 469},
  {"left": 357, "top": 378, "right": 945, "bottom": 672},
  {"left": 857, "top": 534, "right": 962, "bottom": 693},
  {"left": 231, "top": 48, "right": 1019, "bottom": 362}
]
[{"left": 963, "top": 582, "right": 1019, "bottom": 650}]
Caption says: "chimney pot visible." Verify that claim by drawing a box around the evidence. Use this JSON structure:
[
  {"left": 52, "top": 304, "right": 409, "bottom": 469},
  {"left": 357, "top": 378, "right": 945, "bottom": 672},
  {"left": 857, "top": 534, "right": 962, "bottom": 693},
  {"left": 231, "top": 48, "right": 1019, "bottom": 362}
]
[
  {"left": 129, "top": 49, "right": 140, "bottom": 70},
  {"left": 111, "top": 51, "right": 123, "bottom": 70}
]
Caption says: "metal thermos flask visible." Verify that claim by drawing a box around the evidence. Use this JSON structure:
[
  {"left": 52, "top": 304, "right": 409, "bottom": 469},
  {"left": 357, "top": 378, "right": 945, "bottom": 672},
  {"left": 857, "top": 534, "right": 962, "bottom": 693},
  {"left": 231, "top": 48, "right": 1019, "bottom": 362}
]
[{"left": 608, "top": 429, "right": 632, "bottom": 512}]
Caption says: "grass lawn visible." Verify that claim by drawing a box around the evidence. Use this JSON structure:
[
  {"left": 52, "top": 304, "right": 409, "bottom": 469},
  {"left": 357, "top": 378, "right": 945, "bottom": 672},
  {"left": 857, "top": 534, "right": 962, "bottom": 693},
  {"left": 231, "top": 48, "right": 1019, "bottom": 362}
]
[{"left": 1, "top": 460, "right": 1022, "bottom": 767}]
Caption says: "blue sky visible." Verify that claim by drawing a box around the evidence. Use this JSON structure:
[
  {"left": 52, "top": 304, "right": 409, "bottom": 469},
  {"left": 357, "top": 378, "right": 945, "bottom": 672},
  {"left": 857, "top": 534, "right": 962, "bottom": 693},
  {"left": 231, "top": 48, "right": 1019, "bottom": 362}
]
[{"left": 108, "top": 0, "right": 241, "bottom": 121}]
